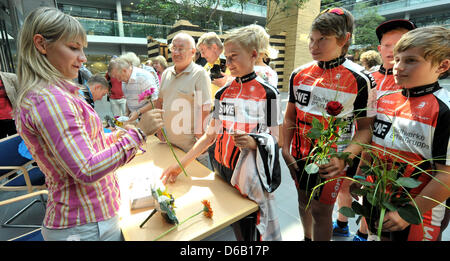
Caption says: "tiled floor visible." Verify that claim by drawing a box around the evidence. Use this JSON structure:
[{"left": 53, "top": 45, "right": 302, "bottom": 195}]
[{"left": 1, "top": 91, "right": 448, "bottom": 241}]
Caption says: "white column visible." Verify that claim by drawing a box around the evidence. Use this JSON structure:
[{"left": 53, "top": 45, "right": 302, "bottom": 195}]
[{"left": 116, "top": 0, "right": 124, "bottom": 37}]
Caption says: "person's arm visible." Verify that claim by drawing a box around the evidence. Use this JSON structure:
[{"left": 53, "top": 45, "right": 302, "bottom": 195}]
[
  {"left": 194, "top": 69, "right": 213, "bottom": 139},
  {"left": 195, "top": 103, "right": 211, "bottom": 139},
  {"left": 382, "top": 163, "right": 450, "bottom": 232},
  {"left": 127, "top": 98, "right": 161, "bottom": 123},
  {"left": 33, "top": 92, "right": 151, "bottom": 184},
  {"left": 282, "top": 102, "right": 299, "bottom": 178},
  {"left": 319, "top": 116, "right": 374, "bottom": 178},
  {"left": 160, "top": 118, "right": 219, "bottom": 184}
]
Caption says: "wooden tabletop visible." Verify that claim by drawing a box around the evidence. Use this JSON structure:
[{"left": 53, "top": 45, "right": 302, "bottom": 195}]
[{"left": 116, "top": 136, "right": 258, "bottom": 241}]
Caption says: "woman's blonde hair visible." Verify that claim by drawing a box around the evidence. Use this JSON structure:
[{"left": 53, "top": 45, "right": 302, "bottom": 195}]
[
  {"left": 359, "top": 50, "right": 382, "bottom": 69},
  {"left": 16, "top": 7, "right": 87, "bottom": 109},
  {"left": 224, "top": 25, "right": 260, "bottom": 55},
  {"left": 152, "top": 55, "right": 168, "bottom": 69}
]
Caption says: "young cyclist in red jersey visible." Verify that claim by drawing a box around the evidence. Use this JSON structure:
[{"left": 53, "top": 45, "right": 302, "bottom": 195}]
[
  {"left": 161, "top": 25, "right": 282, "bottom": 241},
  {"left": 368, "top": 26, "right": 450, "bottom": 241},
  {"left": 282, "top": 7, "right": 376, "bottom": 241},
  {"left": 335, "top": 19, "right": 417, "bottom": 241}
]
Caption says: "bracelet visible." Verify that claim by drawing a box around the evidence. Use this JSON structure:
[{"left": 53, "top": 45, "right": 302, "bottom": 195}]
[
  {"left": 135, "top": 128, "right": 147, "bottom": 153},
  {"left": 136, "top": 127, "right": 147, "bottom": 142},
  {"left": 137, "top": 110, "right": 142, "bottom": 120}
]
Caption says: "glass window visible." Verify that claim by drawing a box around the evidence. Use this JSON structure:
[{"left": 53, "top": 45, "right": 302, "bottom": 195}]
[{"left": 82, "top": 7, "right": 98, "bottom": 18}]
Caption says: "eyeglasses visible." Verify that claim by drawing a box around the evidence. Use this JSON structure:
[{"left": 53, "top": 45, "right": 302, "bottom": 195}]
[
  {"left": 320, "top": 7, "right": 345, "bottom": 16},
  {"left": 169, "top": 46, "right": 193, "bottom": 53}
]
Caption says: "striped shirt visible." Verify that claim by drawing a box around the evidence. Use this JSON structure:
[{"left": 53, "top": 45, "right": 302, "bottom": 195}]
[
  {"left": 122, "top": 66, "right": 159, "bottom": 112},
  {"left": 15, "top": 82, "right": 146, "bottom": 229}
]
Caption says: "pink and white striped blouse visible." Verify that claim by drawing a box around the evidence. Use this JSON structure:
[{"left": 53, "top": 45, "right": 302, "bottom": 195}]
[{"left": 15, "top": 82, "right": 145, "bottom": 229}]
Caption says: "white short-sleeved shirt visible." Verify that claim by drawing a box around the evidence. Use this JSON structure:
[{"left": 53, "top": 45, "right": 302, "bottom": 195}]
[{"left": 122, "top": 66, "right": 159, "bottom": 112}]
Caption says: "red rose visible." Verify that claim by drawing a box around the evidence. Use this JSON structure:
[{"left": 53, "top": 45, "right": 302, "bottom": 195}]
[{"left": 326, "top": 101, "right": 343, "bottom": 116}]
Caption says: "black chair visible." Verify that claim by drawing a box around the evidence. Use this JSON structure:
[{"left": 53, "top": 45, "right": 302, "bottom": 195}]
[{"left": 0, "top": 134, "right": 46, "bottom": 228}]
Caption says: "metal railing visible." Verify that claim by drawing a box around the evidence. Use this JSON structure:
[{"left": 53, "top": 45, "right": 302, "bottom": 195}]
[
  {"left": 75, "top": 17, "right": 173, "bottom": 39},
  {"left": 376, "top": 0, "right": 441, "bottom": 13}
]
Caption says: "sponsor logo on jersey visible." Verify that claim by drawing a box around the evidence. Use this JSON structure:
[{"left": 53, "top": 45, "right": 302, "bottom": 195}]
[
  {"left": 416, "top": 101, "right": 427, "bottom": 109},
  {"left": 295, "top": 89, "right": 311, "bottom": 106},
  {"left": 373, "top": 119, "right": 392, "bottom": 139},
  {"left": 218, "top": 102, "right": 235, "bottom": 116}
]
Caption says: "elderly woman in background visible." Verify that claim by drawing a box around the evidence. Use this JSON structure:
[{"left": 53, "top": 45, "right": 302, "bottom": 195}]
[{"left": 152, "top": 55, "right": 168, "bottom": 83}]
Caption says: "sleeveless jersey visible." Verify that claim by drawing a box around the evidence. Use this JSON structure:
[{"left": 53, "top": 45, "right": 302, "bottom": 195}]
[
  {"left": 371, "top": 82, "right": 450, "bottom": 240},
  {"left": 213, "top": 72, "right": 282, "bottom": 170},
  {"left": 288, "top": 56, "right": 376, "bottom": 159}
]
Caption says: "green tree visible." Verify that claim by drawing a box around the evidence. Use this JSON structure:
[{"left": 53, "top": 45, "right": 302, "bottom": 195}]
[
  {"left": 353, "top": 2, "right": 385, "bottom": 50},
  {"left": 136, "top": 0, "right": 238, "bottom": 29},
  {"left": 137, "top": 0, "right": 311, "bottom": 29},
  {"left": 320, "top": 0, "right": 344, "bottom": 10}
]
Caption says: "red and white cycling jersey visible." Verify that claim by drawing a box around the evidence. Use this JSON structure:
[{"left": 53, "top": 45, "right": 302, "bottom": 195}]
[
  {"left": 372, "top": 65, "right": 400, "bottom": 94},
  {"left": 372, "top": 82, "right": 450, "bottom": 192},
  {"left": 367, "top": 65, "right": 402, "bottom": 117},
  {"left": 213, "top": 72, "right": 282, "bottom": 170},
  {"left": 288, "top": 56, "right": 375, "bottom": 159},
  {"left": 372, "top": 82, "right": 450, "bottom": 240}
]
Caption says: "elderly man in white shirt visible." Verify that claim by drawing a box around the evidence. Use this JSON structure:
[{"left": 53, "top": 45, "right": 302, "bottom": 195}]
[{"left": 108, "top": 57, "right": 159, "bottom": 115}]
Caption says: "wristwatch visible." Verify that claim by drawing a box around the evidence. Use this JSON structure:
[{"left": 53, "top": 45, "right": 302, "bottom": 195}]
[{"left": 137, "top": 110, "right": 143, "bottom": 120}]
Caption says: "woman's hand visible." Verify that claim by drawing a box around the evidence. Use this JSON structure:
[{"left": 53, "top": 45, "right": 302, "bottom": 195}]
[{"left": 160, "top": 164, "right": 182, "bottom": 184}]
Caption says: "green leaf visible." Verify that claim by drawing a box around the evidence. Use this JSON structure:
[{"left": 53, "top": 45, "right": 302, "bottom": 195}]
[
  {"left": 381, "top": 201, "right": 397, "bottom": 212},
  {"left": 390, "top": 196, "right": 412, "bottom": 206},
  {"left": 339, "top": 207, "right": 355, "bottom": 218},
  {"left": 360, "top": 165, "right": 372, "bottom": 176},
  {"left": 307, "top": 128, "right": 321, "bottom": 140},
  {"left": 398, "top": 204, "right": 422, "bottom": 225},
  {"left": 366, "top": 191, "right": 378, "bottom": 206},
  {"left": 305, "top": 163, "right": 319, "bottom": 174},
  {"left": 312, "top": 117, "right": 323, "bottom": 130},
  {"left": 358, "top": 180, "right": 376, "bottom": 187},
  {"left": 396, "top": 177, "right": 422, "bottom": 189}
]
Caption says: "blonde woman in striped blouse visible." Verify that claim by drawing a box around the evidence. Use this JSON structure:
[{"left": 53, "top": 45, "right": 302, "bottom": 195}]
[{"left": 14, "top": 7, "right": 163, "bottom": 241}]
